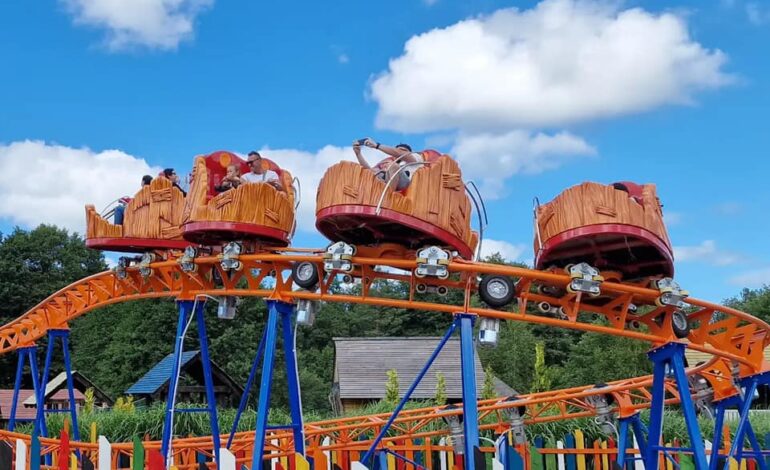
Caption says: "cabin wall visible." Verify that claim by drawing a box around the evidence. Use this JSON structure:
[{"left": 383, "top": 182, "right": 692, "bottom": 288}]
[
  {"left": 316, "top": 158, "right": 476, "bottom": 250},
  {"left": 85, "top": 205, "right": 122, "bottom": 239},
  {"left": 122, "top": 177, "right": 186, "bottom": 239},
  {"left": 185, "top": 156, "right": 295, "bottom": 233},
  {"left": 535, "top": 182, "right": 670, "bottom": 249}
]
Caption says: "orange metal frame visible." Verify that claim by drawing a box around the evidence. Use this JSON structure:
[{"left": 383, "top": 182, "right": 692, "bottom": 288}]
[{"left": 0, "top": 247, "right": 768, "bottom": 467}]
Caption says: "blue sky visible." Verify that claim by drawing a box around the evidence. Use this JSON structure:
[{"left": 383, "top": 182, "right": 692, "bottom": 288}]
[{"left": 1, "top": 0, "right": 769, "bottom": 302}]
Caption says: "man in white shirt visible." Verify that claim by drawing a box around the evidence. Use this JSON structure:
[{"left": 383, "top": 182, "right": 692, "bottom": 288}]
[{"left": 241, "top": 151, "right": 283, "bottom": 191}]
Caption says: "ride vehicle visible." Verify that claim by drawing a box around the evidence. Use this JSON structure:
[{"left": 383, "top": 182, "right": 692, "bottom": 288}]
[
  {"left": 288, "top": 151, "right": 507, "bottom": 304},
  {"left": 182, "top": 150, "right": 298, "bottom": 246},
  {"left": 534, "top": 181, "right": 673, "bottom": 280},
  {"left": 85, "top": 176, "right": 190, "bottom": 253}
]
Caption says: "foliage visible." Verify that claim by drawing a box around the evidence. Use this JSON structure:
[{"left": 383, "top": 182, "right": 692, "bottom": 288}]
[
  {"left": 113, "top": 396, "right": 135, "bottom": 412},
  {"left": 84, "top": 388, "right": 95, "bottom": 414},
  {"left": 481, "top": 366, "right": 497, "bottom": 400},
  {"left": 531, "top": 342, "right": 552, "bottom": 393},
  {"left": 384, "top": 369, "right": 400, "bottom": 405},
  {"left": 434, "top": 372, "right": 447, "bottom": 406}
]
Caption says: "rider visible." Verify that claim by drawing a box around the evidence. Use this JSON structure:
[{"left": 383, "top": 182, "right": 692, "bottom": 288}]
[
  {"left": 353, "top": 138, "right": 437, "bottom": 191},
  {"left": 241, "top": 151, "right": 283, "bottom": 191}
]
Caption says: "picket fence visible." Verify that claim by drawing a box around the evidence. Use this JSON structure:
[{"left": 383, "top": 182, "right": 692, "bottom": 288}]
[{"left": 1, "top": 425, "right": 767, "bottom": 470}]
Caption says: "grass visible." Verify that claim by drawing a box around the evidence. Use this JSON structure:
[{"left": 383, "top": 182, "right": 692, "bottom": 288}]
[{"left": 15, "top": 402, "right": 770, "bottom": 448}]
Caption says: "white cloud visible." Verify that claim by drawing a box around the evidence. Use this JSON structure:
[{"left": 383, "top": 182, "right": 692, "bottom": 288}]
[
  {"left": 729, "top": 268, "right": 770, "bottom": 288},
  {"left": 479, "top": 238, "right": 527, "bottom": 262},
  {"left": 0, "top": 140, "right": 159, "bottom": 234},
  {"left": 674, "top": 240, "right": 741, "bottom": 266},
  {"left": 370, "top": 0, "right": 733, "bottom": 132},
  {"left": 258, "top": 145, "right": 359, "bottom": 233},
  {"left": 663, "top": 211, "right": 683, "bottom": 226},
  {"left": 338, "top": 54, "right": 350, "bottom": 64},
  {"left": 451, "top": 130, "right": 596, "bottom": 197},
  {"left": 746, "top": 2, "right": 770, "bottom": 25},
  {"left": 60, "top": 0, "right": 213, "bottom": 50}
]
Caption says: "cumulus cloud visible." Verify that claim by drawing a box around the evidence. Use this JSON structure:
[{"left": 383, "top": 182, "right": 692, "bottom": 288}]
[
  {"left": 257, "top": 145, "right": 360, "bottom": 233},
  {"left": 60, "top": 0, "right": 213, "bottom": 50},
  {"left": 674, "top": 240, "right": 741, "bottom": 266},
  {"left": 0, "top": 140, "right": 160, "bottom": 233},
  {"left": 370, "top": 0, "right": 733, "bottom": 132},
  {"left": 451, "top": 130, "right": 596, "bottom": 196},
  {"left": 729, "top": 268, "right": 770, "bottom": 288},
  {"left": 479, "top": 238, "right": 527, "bottom": 262},
  {"left": 746, "top": 2, "right": 770, "bottom": 25}
]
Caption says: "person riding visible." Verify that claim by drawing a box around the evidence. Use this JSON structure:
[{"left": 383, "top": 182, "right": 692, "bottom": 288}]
[
  {"left": 352, "top": 138, "right": 439, "bottom": 190},
  {"left": 241, "top": 151, "right": 283, "bottom": 191},
  {"left": 215, "top": 164, "right": 242, "bottom": 192},
  {"left": 162, "top": 168, "right": 187, "bottom": 197}
]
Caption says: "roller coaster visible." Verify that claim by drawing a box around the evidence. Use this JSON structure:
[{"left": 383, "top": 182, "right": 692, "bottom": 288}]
[{"left": 1, "top": 148, "right": 769, "bottom": 470}]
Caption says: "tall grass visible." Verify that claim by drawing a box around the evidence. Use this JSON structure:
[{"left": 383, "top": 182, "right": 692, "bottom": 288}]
[{"left": 16, "top": 403, "right": 770, "bottom": 448}]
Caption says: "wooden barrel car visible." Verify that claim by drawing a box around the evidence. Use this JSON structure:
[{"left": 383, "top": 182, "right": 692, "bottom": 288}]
[
  {"left": 315, "top": 154, "right": 478, "bottom": 259},
  {"left": 85, "top": 177, "right": 190, "bottom": 252},
  {"left": 534, "top": 181, "right": 674, "bottom": 279},
  {"left": 182, "top": 151, "right": 296, "bottom": 246}
]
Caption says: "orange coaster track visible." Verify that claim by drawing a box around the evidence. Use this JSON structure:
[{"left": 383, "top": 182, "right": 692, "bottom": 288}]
[{"left": 0, "top": 248, "right": 768, "bottom": 465}]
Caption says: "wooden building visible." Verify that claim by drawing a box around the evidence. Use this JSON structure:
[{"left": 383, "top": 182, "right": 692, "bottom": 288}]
[
  {"left": 125, "top": 350, "right": 243, "bottom": 407},
  {"left": 331, "top": 337, "right": 514, "bottom": 414}
]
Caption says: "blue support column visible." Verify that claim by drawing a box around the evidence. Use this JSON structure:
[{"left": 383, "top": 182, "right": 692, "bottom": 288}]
[
  {"left": 280, "top": 301, "right": 305, "bottom": 457},
  {"left": 458, "top": 313, "right": 480, "bottom": 470},
  {"left": 723, "top": 379, "right": 758, "bottom": 470},
  {"left": 617, "top": 417, "right": 630, "bottom": 468},
  {"left": 227, "top": 327, "right": 268, "bottom": 448},
  {"left": 251, "top": 300, "right": 282, "bottom": 470},
  {"left": 360, "top": 320, "right": 458, "bottom": 465},
  {"left": 59, "top": 331, "right": 81, "bottom": 442},
  {"left": 35, "top": 329, "right": 79, "bottom": 440},
  {"left": 161, "top": 300, "right": 194, "bottom": 464},
  {"left": 195, "top": 301, "right": 221, "bottom": 467},
  {"left": 9, "top": 346, "right": 41, "bottom": 432},
  {"left": 709, "top": 402, "right": 727, "bottom": 470},
  {"left": 645, "top": 342, "right": 708, "bottom": 470}
]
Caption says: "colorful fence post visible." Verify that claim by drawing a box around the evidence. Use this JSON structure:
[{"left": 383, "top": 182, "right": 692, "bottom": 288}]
[
  {"left": 14, "top": 439, "right": 26, "bottom": 470},
  {"left": 563, "top": 433, "right": 576, "bottom": 470},
  {"left": 574, "top": 429, "right": 586, "bottom": 470},
  {"left": 97, "top": 436, "right": 111, "bottom": 470}
]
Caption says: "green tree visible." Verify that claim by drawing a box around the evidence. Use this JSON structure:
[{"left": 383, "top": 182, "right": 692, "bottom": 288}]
[
  {"left": 384, "top": 369, "right": 400, "bottom": 405},
  {"left": 531, "top": 342, "right": 552, "bottom": 393},
  {"left": 0, "top": 225, "right": 106, "bottom": 386},
  {"left": 434, "top": 372, "right": 447, "bottom": 405},
  {"left": 481, "top": 366, "right": 497, "bottom": 400}
]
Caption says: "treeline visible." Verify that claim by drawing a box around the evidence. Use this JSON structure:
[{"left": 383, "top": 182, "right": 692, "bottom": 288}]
[{"left": 1, "top": 225, "right": 768, "bottom": 415}]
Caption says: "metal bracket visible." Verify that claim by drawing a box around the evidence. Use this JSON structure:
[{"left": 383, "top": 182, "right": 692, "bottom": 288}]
[
  {"left": 115, "top": 256, "right": 129, "bottom": 280},
  {"left": 178, "top": 246, "right": 198, "bottom": 273},
  {"left": 654, "top": 277, "right": 689, "bottom": 308},
  {"left": 566, "top": 262, "right": 603, "bottom": 296},
  {"left": 323, "top": 241, "right": 356, "bottom": 273},
  {"left": 415, "top": 246, "right": 451, "bottom": 279},
  {"left": 138, "top": 252, "right": 156, "bottom": 279},
  {"left": 220, "top": 242, "right": 243, "bottom": 272}
]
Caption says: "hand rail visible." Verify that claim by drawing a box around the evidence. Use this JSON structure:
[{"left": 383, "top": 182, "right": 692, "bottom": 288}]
[
  {"left": 374, "top": 162, "right": 428, "bottom": 216},
  {"left": 465, "top": 181, "right": 488, "bottom": 261},
  {"left": 533, "top": 197, "right": 543, "bottom": 255},
  {"left": 292, "top": 176, "right": 301, "bottom": 210}
]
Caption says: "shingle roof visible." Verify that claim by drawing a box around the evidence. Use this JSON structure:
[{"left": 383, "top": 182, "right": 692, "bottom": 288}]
[
  {"left": 126, "top": 350, "right": 199, "bottom": 395},
  {"left": 333, "top": 337, "right": 514, "bottom": 400},
  {"left": 0, "top": 390, "right": 36, "bottom": 421}
]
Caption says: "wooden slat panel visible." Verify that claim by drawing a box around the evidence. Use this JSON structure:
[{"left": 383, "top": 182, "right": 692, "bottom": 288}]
[{"left": 536, "top": 182, "right": 670, "bottom": 247}]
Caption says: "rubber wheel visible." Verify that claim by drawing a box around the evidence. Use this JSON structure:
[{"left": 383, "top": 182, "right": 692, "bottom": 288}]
[
  {"left": 292, "top": 262, "right": 320, "bottom": 289},
  {"left": 671, "top": 310, "right": 690, "bottom": 338},
  {"left": 478, "top": 274, "right": 515, "bottom": 308}
]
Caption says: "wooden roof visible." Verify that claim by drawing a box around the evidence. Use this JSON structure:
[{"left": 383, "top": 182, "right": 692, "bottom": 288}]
[{"left": 333, "top": 337, "right": 515, "bottom": 400}]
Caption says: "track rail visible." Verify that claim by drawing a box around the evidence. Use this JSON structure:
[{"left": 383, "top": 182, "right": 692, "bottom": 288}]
[
  {"left": 1, "top": 247, "right": 768, "bottom": 465},
  {"left": 2, "top": 249, "right": 768, "bottom": 376}
]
